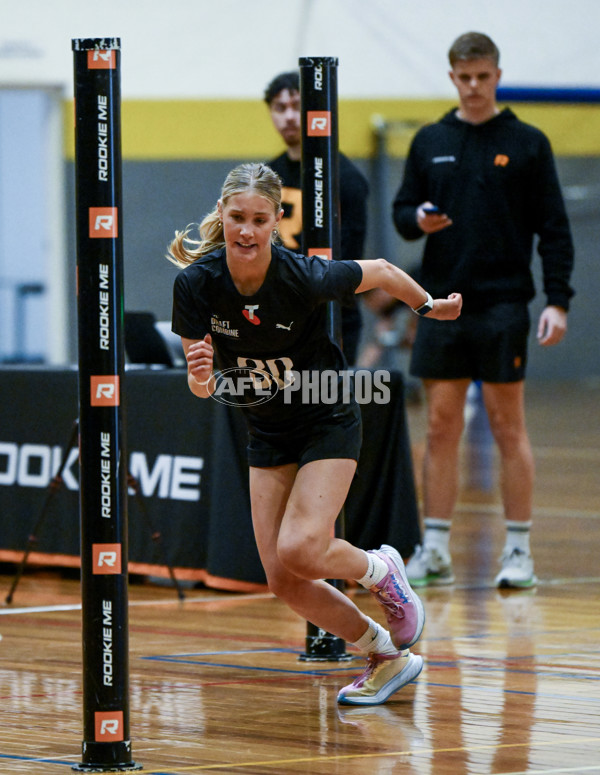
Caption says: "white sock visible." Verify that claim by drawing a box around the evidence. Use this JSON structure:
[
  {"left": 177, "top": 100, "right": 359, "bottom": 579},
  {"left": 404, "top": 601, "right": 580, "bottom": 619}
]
[
  {"left": 355, "top": 551, "right": 389, "bottom": 589},
  {"left": 423, "top": 517, "right": 451, "bottom": 555},
  {"left": 504, "top": 520, "right": 532, "bottom": 554},
  {"left": 353, "top": 619, "right": 398, "bottom": 656}
]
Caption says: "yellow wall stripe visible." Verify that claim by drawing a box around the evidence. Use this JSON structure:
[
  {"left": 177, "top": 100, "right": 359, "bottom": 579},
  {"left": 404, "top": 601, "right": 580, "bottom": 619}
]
[{"left": 64, "top": 98, "right": 600, "bottom": 160}]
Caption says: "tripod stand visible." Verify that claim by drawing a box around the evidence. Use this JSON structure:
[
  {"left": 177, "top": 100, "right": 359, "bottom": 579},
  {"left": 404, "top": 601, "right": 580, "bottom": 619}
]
[{"left": 5, "top": 419, "right": 185, "bottom": 603}]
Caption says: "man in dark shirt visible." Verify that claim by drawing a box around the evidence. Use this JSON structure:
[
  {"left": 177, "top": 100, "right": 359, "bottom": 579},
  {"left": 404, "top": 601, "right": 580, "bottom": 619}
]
[
  {"left": 392, "top": 32, "right": 575, "bottom": 589},
  {"left": 263, "top": 71, "right": 370, "bottom": 365}
]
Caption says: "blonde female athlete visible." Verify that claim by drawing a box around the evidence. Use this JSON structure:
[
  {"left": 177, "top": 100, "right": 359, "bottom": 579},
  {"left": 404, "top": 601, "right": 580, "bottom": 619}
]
[{"left": 168, "top": 163, "right": 462, "bottom": 705}]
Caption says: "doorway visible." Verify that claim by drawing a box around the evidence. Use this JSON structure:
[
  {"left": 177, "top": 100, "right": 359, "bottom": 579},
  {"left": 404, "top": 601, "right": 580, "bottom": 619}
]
[{"left": 0, "top": 87, "right": 67, "bottom": 364}]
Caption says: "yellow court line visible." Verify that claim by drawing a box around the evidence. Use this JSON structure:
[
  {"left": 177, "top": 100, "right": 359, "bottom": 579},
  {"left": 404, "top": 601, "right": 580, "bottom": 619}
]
[
  {"left": 132, "top": 735, "right": 600, "bottom": 773},
  {"left": 490, "top": 766, "right": 600, "bottom": 775}
]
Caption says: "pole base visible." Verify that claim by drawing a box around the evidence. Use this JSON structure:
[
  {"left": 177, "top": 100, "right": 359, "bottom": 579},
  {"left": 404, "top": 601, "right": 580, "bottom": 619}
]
[
  {"left": 72, "top": 764, "right": 142, "bottom": 773},
  {"left": 298, "top": 629, "right": 354, "bottom": 662},
  {"left": 73, "top": 741, "right": 142, "bottom": 772},
  {"left": 298, "top": 653, "right": 354, "bottom": 663}
]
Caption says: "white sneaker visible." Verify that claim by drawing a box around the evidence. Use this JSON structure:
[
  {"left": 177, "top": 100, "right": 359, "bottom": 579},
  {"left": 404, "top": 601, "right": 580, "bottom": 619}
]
[
  {"left": 337, "top": 651, "right": 423, "bottom": 706},
  {"left": 405, "top": 545, "right": 455, "bottom": 587},
  {"left": 494, "top": 548, "right": 538, "bottom": 589}
]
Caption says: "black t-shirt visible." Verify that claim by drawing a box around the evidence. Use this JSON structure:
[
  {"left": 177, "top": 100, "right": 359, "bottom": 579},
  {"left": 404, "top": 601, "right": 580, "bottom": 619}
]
[{"left": 171, "top": 244, "right": 363, "bottom": 428}]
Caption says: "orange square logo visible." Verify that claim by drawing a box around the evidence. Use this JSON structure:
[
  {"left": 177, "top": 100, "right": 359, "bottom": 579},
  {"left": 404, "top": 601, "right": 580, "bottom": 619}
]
[
  {"left": 93, "top": 544, "right": 122, "bottom": 574},
  {"left": 307, "top": 111, "right": 331, "bottom": 136},
  {"left": 88, "top": 50, "right": 116, "bottom": 69},
  {"left": 89, "top": 207, "right": 118, "bottom": 239},
  {"left": 90, "top": 376, "right": 120, "bottom": 406},
  {"left": 309, "top": 248, "right": 332, "bottom": 261},
  {"left": 494, "top": 154, "right": 510, "bottom": 167},
  {"left": 95, "top": 711, "right": 123, "bottom": 741}
]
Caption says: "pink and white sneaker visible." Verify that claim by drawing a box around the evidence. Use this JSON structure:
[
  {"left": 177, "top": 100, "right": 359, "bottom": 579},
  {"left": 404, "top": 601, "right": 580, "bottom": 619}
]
[
  {"left": 337, "top": 650, "right": 423, "bottom": 705},
  {"left": 368, "top": 544, "right": 425, "bottom": 649}
]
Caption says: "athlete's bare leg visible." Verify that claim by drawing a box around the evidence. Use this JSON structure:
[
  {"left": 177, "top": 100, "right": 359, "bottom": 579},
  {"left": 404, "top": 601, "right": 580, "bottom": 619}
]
[{"left": 249, "top": 459, "right": 372, "bottom": 644}]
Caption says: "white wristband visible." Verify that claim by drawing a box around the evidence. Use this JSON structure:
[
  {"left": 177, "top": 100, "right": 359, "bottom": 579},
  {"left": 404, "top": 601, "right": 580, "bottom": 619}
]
[{"left": 412, "top": 291, "right": 434, "bottom": 316}]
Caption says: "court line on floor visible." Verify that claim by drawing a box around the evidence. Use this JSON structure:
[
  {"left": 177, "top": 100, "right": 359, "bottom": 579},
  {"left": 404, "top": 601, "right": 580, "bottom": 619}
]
[
  {"left": 53, "top": 734, "right": 600, "bottom": 774},
  {"left": 456, "top": 501, "right": 600, "bottom": 519},
  {"left": 0, "top": 591, "right": 274, "bottom": 616},
  {"left": 2, "top": 575, "right": 599, "bottom": 617},
  {"left": 138, "top": 646, "right": 600, "bottom": 699}
]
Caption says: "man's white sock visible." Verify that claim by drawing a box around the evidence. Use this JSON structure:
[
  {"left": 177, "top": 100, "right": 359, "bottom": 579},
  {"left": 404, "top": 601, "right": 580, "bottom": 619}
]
[
  {"left": 423, "top": 517, "right": 452, "bottom": 556},
  {"left": 504, "top": 520, "right": 532, "bottom": 554}
]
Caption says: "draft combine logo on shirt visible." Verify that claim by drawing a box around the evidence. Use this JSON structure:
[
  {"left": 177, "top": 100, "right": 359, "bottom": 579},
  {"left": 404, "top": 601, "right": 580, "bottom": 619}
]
[
  {"left": 210, "top": 316, "right": 239, "bottom": 337},
  {"left": 242, "top": 305, "right": 261, "bottom": 325}
]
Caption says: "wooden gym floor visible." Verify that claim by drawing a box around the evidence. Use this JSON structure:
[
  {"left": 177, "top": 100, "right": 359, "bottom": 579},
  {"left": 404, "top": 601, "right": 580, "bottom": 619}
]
[{"left": 0, "top": 379, "right": 598, "bottom": 774}]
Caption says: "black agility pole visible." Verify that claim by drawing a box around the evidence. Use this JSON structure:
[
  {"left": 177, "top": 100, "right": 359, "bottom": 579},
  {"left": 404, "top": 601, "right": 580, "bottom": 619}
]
[
  {"left": 298, "top": 56, "right": 351, "bottom": 663},
  {"left": 71, "top": 38, "right": 141, "bottom": 772}
]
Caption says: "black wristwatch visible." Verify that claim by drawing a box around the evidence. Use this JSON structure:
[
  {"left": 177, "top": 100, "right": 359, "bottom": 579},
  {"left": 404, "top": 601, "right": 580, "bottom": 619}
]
[{"left": 412, "top": 292, "right": 434, "bottom": 316}]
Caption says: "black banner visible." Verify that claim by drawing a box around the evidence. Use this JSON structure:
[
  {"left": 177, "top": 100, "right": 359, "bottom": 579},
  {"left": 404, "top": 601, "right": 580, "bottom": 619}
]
[
  {"left": 71, "top": 37, "right": 140, "bottom": 771},
  {"left": 0, "top": 368, "right": 420, "bottom": 587}
]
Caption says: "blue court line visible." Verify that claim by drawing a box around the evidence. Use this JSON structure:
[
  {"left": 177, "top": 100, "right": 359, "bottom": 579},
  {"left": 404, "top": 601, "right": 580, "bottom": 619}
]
[
  {"left": 425, "top": 658, "right": 600, "bottom": 682},
  {"left": 142, "top": 654, "right": 359, "bottom": 676},
  {"left": 0, "top": 753, "right": 176, "bottom": 775},
  {"left": 144, "top": 655, "right": 600, "bottom": 686},
  {"left": 426, "top": 625, "right": 600, "bottom": 643},
  {"left": 0, "top": 752, "right": 74, "bottom": 766},
  {"left": 142, "top": 646, "right": 362, "bottom": 676},
  {"left": 425, "top": 680, "right": 600, "bottom": 704},
  {"left": 142, "top": 647, "right": 599, "bottom": 682}
]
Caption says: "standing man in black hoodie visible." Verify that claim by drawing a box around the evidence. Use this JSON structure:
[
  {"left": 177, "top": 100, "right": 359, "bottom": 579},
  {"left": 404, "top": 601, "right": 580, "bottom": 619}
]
[{"left": 393, "top": 32, "right": 575, "bottom": 589}]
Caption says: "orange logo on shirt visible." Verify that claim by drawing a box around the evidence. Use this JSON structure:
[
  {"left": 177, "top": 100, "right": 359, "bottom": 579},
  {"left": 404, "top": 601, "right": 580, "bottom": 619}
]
[
  {"left": 494, "top": 154, "right": 510, "bottom": 167},
  {"left": 308, "top": 248, "right": 332, "bottom": 261},
  {"left": 279, "top": 187, "right": 303, "bottom": 250}
]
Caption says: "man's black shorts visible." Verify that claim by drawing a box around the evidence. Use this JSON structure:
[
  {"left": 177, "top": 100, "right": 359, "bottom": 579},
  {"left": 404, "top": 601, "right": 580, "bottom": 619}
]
[
  {"left": 246, "top": 401, "right": 362, "bottom": 469},
  {"left": 410, "top": 301, "right": 530, "bottom": 382}
]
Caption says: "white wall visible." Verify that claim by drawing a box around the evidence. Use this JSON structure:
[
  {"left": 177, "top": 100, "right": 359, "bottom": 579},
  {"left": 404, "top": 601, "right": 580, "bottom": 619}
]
[{"left": 1, "top": 0, "right": 598, "bottom": 98}]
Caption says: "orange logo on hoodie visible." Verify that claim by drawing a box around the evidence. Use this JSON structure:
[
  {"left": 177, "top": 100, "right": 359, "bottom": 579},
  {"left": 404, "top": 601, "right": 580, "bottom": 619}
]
[{"left": 494, "top": 154, "right": 510, "bottom": 167}]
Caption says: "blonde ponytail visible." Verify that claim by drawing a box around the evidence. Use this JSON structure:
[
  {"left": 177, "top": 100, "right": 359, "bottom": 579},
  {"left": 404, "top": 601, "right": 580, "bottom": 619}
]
[{"left": 166, "top": 209, "right": 225, "bottom": 268}]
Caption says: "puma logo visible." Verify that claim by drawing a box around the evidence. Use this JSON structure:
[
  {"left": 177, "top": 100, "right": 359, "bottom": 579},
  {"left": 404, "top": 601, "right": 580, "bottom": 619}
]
[{"left": 276, "top": 321, "right": 293, "bottom": 331}]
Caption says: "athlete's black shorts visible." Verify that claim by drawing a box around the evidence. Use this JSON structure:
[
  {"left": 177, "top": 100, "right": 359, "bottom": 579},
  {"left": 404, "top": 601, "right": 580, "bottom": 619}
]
[
  {"left": 246, "top": 401, "right": 362, "bottom": 469},
  {"left": 410, "top": 301, "right": 530, "bottom": 383}
]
